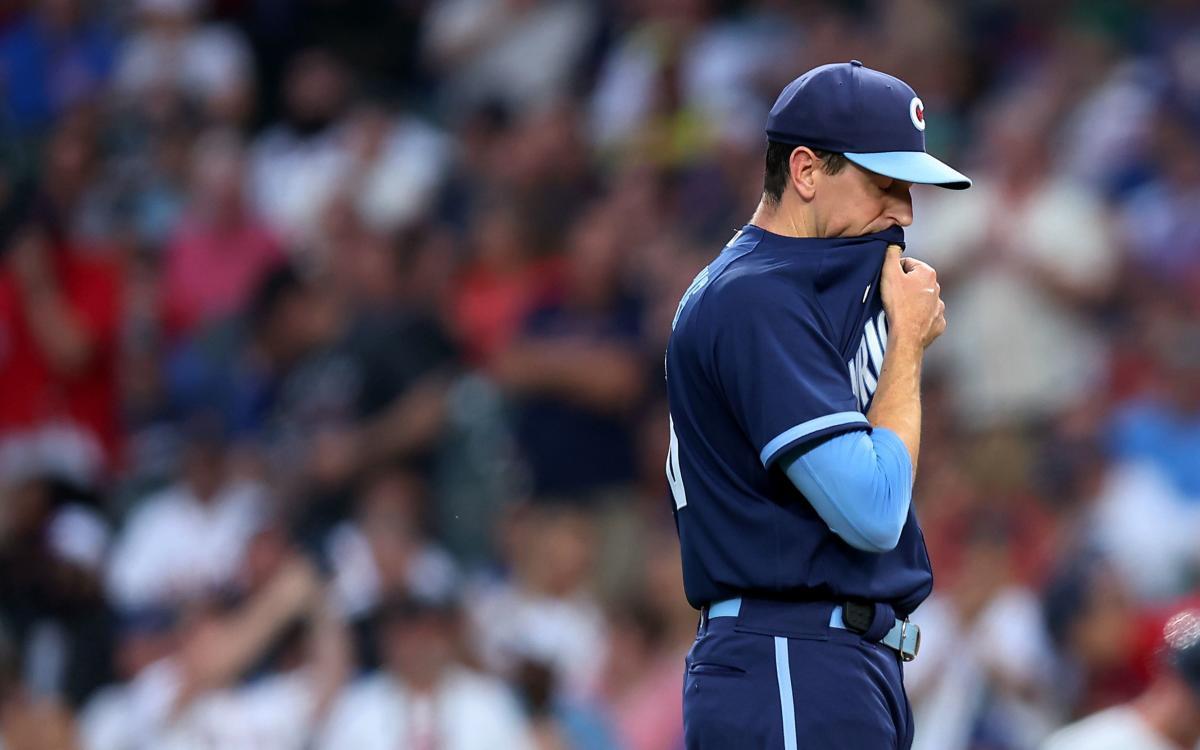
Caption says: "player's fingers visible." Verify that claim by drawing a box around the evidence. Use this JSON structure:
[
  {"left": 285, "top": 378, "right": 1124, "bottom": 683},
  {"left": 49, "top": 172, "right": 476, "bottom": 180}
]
[
  {"left": 900, "top": 256, "right": 933, "bottom": 274},
  {"left": 883, "top": 244, "right": 903, "bottom": 279}
]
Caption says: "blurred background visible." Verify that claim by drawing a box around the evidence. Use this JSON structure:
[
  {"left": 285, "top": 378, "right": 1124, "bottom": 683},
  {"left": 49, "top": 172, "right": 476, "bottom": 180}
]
[{"left": 0, "top": 0, "right": 1198, "bottom": 748}]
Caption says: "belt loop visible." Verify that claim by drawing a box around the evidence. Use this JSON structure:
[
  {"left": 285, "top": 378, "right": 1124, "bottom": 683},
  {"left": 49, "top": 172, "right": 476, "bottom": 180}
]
[{"left": 863, "top": 603, "right": 896, "bottom": 642}]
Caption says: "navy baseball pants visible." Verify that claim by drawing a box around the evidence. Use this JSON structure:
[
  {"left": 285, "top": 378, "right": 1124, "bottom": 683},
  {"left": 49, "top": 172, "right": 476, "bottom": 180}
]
[{"left": 683, "top": 598, "right": 914, "bottom": 749}]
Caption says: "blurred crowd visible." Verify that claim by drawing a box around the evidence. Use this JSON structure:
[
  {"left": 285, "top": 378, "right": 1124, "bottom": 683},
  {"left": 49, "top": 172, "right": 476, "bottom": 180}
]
[{"left": 0, "top": 0, "right": 1198, "bottom": 748}]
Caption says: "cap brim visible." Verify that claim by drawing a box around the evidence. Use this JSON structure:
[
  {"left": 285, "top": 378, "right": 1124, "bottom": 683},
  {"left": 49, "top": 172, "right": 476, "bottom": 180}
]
[{"left": 844, "top": 151, "right": 972, "bottom": 189}]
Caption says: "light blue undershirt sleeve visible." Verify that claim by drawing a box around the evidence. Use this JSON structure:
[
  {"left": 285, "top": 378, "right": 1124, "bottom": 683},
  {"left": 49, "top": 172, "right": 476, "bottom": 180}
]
[{"left": 780, "top": 427, "right": 914, "bottom": 553}]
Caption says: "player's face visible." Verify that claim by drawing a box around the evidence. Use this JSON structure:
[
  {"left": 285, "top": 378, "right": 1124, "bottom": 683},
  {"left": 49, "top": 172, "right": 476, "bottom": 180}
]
[{"left": 814, "top": 163, "right": 914, "bottom": 237}]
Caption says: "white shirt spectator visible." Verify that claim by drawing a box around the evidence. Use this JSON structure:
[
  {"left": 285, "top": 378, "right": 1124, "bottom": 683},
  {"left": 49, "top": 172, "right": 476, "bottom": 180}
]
[
  {"left": 80, "top": 659, "right": 184, "bottom": 750},
  {"left": 115, "top": 17, "right": 253, "bottom": 105},
  {"left": 81, "top": 660, "right": 320, "bottom": 750},
  {"left": 467, "top": 579, "right": 608, "bottom": 699},
  {"left": 159, "top": 671, "right": 317, "bottom": 750},
  {"left": 589, "top": 15, "right": 791, "bottom": 149},
  {"left": 106, "top": 480, "right": 265, "bottom": 609},
  {"left": 354, "top": 116, "right": 451, "bottom": 234},
  {"left": 248, "top": 123, "right": 349, "bottom": 251},
  {"left": 422, "top": 0, "right": 596, "bottom": 115},
  {"left": 325, "top": 520, "right": 459, "bottom": 620},
  {"left": 318, "top": 669, "right": 533, "bottom": 750},
  {"left": 909, "top": 179, "right": 1117, "bottom": 426},
  {"left": 1042, "top": 705, "right": 1177, "bottom": 750},
  {"left": 906, "top": 588, "right": 1057, "bottom": 750}
]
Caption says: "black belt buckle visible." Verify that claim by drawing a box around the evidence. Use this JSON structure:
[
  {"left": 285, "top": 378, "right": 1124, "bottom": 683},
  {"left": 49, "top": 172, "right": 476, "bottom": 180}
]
[{"left": 842, "top": 601, "right": 873, "bottom": 634}]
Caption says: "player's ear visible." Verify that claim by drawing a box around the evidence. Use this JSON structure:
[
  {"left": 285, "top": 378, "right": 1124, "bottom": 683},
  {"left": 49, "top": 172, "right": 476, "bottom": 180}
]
[{"left": 789, "top": 146, "right": 819, "bottom": 201}]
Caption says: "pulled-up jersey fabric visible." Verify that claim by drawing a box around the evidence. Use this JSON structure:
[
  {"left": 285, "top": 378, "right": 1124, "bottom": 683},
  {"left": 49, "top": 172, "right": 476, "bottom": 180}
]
[{"left": 665, "top": 224, "right": 933, "bottom": 614}]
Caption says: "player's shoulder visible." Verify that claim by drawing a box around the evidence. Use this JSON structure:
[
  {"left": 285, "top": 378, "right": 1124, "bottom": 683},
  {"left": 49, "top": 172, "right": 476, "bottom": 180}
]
[
  {"left": 703, "top": 250, "right": 816, "bottom": 321},
  {"left": 672, "top": 226, "right": 822, "bottom": 344}
]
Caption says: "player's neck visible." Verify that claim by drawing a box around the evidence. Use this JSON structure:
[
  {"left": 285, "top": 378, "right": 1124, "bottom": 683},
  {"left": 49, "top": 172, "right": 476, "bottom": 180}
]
[{"left": 749, "top": 196, "right": 818, "bottom": 238}]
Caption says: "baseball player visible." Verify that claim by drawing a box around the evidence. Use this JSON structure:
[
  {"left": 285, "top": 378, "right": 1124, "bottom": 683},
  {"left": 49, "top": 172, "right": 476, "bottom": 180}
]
[{"left": 665, "top": 61, "right": 971, "bottom": 748}]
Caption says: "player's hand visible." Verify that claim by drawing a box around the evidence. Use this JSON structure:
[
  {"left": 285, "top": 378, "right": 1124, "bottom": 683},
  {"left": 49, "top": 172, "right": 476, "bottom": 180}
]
[{"left": 880, "top": 244, "right": 945, "bottom": 349}]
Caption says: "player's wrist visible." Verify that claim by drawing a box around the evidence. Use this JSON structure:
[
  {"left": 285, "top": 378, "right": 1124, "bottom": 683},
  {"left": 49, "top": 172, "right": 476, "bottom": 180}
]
[{"left": 885, "top": 330, "right": 925, "bottom": 357}]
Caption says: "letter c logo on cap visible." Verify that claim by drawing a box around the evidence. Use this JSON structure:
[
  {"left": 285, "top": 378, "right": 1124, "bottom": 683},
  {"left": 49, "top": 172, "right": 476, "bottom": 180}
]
[{"left": 909, "top": 97, "right": 926, "bottom": 131}]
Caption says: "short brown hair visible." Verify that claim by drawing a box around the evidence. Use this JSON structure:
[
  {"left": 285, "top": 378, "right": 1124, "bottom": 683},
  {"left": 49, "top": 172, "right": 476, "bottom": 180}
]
[{"left": 762, "top": 141, "right": 847, "bottom": 205}]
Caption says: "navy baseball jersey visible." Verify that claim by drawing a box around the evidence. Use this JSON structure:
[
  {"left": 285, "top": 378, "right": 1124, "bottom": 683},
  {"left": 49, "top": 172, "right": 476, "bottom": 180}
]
[{"left": 665, "top": 224, "right": 933, "bottom": 615}]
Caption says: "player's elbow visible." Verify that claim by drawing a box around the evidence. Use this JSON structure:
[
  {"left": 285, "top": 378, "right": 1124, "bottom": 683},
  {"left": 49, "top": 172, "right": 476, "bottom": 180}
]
[{"left": 843, "top": 516, "right": 904, "bottom": 553}]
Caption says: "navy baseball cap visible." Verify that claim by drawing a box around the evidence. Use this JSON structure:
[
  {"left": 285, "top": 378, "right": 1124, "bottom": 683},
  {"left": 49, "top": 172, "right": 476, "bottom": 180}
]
[{"left": 766, "top": 60, "right": 971, "bottom": 189}]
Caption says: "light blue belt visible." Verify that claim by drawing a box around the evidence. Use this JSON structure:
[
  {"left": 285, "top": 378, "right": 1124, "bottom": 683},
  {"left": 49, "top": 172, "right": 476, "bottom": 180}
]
[{"left": 706, "top": 597, "right": 921, "bottom": 662}]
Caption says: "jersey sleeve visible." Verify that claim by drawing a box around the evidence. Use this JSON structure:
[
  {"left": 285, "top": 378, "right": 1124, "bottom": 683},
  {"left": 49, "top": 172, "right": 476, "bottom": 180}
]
[{"left": 709, "top": 274, "right": 868, "bottom": 467}]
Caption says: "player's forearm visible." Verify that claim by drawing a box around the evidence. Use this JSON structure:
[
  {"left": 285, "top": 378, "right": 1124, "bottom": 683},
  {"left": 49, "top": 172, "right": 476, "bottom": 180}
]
[{"left": 865, "top": 335, "right": 923, "bottom": 478}]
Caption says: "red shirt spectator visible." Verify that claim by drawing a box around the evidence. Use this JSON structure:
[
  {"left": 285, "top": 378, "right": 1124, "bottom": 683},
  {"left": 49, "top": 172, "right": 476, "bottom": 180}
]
[
  {"left": 162, "top": 215, "right": 281, "bottom": 336},
  {"left": 161, "top": 130, "right": 283, "bottom": 337},
  {"left": 0, "top": 228, "right": 122, "bottom": 468},
  {"left": 453, "top": 256, "right": 561, "bottom": 367}
]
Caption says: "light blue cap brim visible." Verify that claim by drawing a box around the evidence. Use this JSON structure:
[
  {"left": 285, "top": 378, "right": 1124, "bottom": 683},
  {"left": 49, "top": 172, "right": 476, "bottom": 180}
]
[{"left": 844, "top": 150, "right": 972, "bottom": 189}]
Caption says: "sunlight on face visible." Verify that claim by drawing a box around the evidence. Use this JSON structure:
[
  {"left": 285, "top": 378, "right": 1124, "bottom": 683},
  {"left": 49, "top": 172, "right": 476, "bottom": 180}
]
[{"left": 812, "top": 162, "right": 914, "bottom": 238}]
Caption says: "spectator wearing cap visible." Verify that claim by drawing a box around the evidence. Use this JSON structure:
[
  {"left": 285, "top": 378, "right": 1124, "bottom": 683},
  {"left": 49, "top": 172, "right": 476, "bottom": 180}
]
[
  {"left": 1044, "top": 608, "right": 1200, "bottom": 749},
  {"left": 318, "top": 592, "right": 533, "bottom": 750},
  {"left": 1042, "top": 555, "right": 1145, "bottom": 720}
]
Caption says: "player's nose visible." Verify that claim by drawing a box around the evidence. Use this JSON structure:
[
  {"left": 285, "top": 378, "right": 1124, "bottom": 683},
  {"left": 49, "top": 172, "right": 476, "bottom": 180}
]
[{"left": 885, "top": 183, "right": 914, "bottom": 228}]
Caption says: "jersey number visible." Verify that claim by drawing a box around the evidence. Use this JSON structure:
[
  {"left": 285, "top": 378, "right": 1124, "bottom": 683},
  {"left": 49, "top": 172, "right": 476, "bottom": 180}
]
[{"left": 666, "top": 416, "right": 687, "bottom": 509}]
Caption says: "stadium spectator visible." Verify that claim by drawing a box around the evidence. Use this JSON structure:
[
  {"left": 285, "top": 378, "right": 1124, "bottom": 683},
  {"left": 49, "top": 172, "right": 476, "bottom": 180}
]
[
  {"left": 1, "top": 2, "right": 1199, "bottom": 747},
  {"left": 0, "top": 0, "right": 115, "bottom": 134},
  {"left": 910, "top": 85, "right": 1118, "bottom": 428},
  {"left": 494, "top": 203, "right": 646, "bottom": 501},
  {"left": 0, "top": 472, "right": 112, "bottom": 707},
  {"left": 601, "top": 599, "right": 685, "bottom": 750},
  {"left": 1042, "top": 555, "right": 1146, "bottom": 720},
  {"left": 453, "top": 198, "right": 563, "bottom": 367},
  {"left": 113, "top": 0, "right": 255, "bottom": 126},
  {"left": 325, "top": 467, "right": 459, "bottom": 664},
  {"left": 1092, "top": 312, "right": 1200, "bottom": 600},
  {"left": 248, "top": 49, "right": 352, "bottom": 252},
  {"left": 82, "top": 541, "right": 348, "bottom": 750},
  {"left": 467, "top": 503, "right": 608, "bottom": 700},
  {"left": 1044, "top": 608, "right": 1200, "bottom": 750},
  {"left": 105, "top": 431, "right": 266, "bottom": 610},
  {"left": 160, "top": 129, "right": 282, "bottom": 337},
  {"left": 421, "top": 0, "right": 597, "bottom": 117},
  {"left": 1119, "top": 113, "right": 1200, "bottom": 289},
  {"left": 0, "top": 203, "right": 122, "bottom": 474},
  {"left": 906, "top": 523, "right": 1057, "bottom": 749},
  {"left": 318, "top": 592, "right": 533, "bottom": 750}
]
